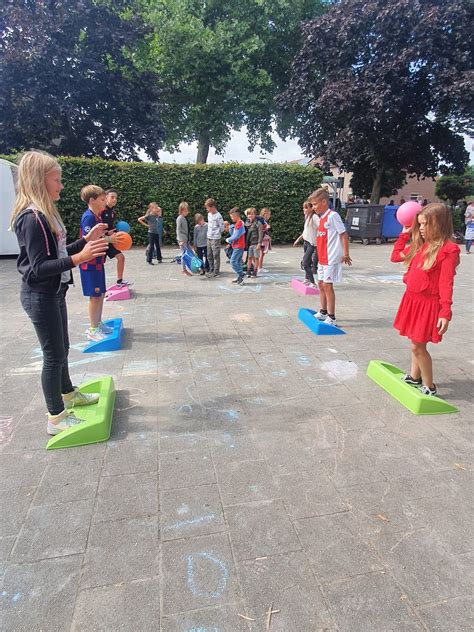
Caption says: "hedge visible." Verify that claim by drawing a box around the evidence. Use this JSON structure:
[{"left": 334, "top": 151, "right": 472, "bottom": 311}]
[{"left": 3, "top": 156, "right": 323, "bottom": 245}]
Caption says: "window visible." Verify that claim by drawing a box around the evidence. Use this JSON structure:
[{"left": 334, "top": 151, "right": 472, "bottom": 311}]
[{"left": 410, "top": 192, "right": 420, "bottom": 200}]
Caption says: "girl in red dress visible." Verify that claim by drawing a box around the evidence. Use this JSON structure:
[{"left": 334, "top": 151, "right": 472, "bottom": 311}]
[{"left": 391, "top": 203, "right": 460, "bottom": 396}]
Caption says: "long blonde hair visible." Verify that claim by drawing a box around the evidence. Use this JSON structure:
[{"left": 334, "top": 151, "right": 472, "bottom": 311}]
[
  {"left": 404, "top": 203, "right": 454, "bottom": 271},
  {"left": 10, "top": 151, "right": 64, "bottom": 234}
]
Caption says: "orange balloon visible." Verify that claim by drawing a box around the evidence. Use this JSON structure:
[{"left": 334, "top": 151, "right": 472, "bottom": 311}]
[{"left": 113, "top": 231, "right": 133, "bottom": 251}]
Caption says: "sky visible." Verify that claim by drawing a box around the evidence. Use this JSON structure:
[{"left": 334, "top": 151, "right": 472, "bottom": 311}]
[{"left": 154, "top": 128, "right": 474, "bottom": 166}]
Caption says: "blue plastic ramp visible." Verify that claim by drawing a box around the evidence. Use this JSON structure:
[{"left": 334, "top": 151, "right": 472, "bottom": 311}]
[
  {"left": 83, "top": 319, "right": 123, "bottom": 353},
  {"left": 298, "top": 308, "right": 346, "bottom": 335}
]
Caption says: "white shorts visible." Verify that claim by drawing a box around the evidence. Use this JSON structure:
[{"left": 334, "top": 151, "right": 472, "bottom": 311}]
[{"left": 317, "top": 262, "right": 342, "bottom": 284}]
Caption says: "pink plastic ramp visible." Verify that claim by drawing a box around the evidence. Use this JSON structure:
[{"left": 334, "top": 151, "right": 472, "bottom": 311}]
[
  {"left": 291, "top": 278, "right": 319, "bottom": 296},
  {"left": 105, "top": 285, "right": 131, "bottom": 301}
]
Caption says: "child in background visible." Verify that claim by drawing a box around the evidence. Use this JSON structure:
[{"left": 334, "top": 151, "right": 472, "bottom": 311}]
[
  {"left": 177, "top": 201, "right": 192, "bottom": 276},
  {"left": 102, "top": 189, "right": 130, "bottom": 287},
  {"left": 245, "top": 207, "right": 263, "bottom": 277},
  {"left": 138, "top": 203, "right": 163, "bottom": 265},
  {"left": 80, "top": 185, "right": 115, "bottom": 341},
  {"left": 293, "top": 201, "right": 319, "bottom": 287},
  {"left": 226, "top": 208, "right": 246, "bottom": 285},
  {"left": 257, "top": 207, "right": 272, "bottom": 272},
  {"left": 391, "top": 203, "right": 460, "bottom": 396},
  {"left": 11, "top": 151, "right": 107, "bottom": 435},
  {"left": 193, "top": 213, "right": 209, "bottom": 275},
  {"left": 464, "top": 202, "right": 474, "bottom": 254},
  {"left": 223, "top": 220, "right": 233, "bottom": 262},
  {"left": 310, "top": 188, "right": 352, "bottom": 326},
  {"left": 205, "top": 198, "right": 224, "bottom": 277}
]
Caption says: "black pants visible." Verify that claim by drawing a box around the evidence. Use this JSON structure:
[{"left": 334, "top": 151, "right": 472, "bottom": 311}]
[
  {"left": 302, "top": 240, "right": 318, "bottom": 284},
  {"left": 20, "top": 285, "right": 74, "bottom": 415},
  {"left": 196, "top": 245, "right": 209, "bottom": 271},
  {"left": 147, "top": 233, "right": 162, "bottom": 263}
]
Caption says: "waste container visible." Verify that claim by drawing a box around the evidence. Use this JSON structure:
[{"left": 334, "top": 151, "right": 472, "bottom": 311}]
[
  {"left": 345, "top": 204, "right": 384, "bottom": 245},
  {"left": 381, "top": 205, "right": 403, "bottom": 242}
]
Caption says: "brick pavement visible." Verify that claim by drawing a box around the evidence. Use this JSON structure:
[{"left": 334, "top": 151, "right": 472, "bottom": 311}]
[{"left": 0, "top": 244, "right": 472, "bottom": 631}]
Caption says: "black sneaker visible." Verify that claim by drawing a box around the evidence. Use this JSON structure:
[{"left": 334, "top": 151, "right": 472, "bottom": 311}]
[
  {"left": 237, "top": 275, "right": 245, "bottom": 285},
  {"left": 147, "top": 261, "right": 154, "bottom": 265},
  {"left": 401, "top": 374, "right": 422, "bottom": 386},
  {"left": 213, "top": 272, "right": 221, "bottom": 278},
  {"left": 419, "top": 384, "right": 437, "bottom": 396}
]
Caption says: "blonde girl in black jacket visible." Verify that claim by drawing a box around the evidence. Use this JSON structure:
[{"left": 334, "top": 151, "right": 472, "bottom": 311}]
[{"left": 10, "top": 151, "right": 108, "bottom": 435}]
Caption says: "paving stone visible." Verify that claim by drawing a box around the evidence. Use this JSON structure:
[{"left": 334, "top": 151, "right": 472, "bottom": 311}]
[
  {"left": 226, "top": 500, "right": 300, "bottom": 561},
  {"left": 373, "top": 529, "right": 473, "bottom": 605},
  {"left": 81, "top": 515, "right": 159, "bottom": 588},
  {"left": 161, "top": 532, "right": 240, "bottom": 614},
  {"left": 294, "top": 512, "right": 384, "bottom": 583},
  {"left": 72, "top": 578, "right": 160, "bottom": 631},
  {"left": 276, "top": 470, "right": 348, "bottom": 519},
  {"left": 159, "top": 430, "right": 210, "bottom": 453},
  {"left": 323, "top": 447, "right": 387, "bottom": 488},
  {"left": 33, "top": 459, "right": 101, "bottom": 506},
  {"left": 160, "top": 483, "right": 226, "bottom": 541},
  {"left": 161, "top": 604, "right": 251, "bottom": 631},
  {"left": 0, "top": 451, "right": 48, "bottom": 490},
  {"left": 216, "top": 459, "right": 279, "bottom": 506},
  {"left": 2, "top": 555, "right": 82, "bottom": 632},
  {"left": 0, "top": 487, "right": 35, "bottom": 536},
  {"left": 417, "top": 595, "right": 474, "bottom": 632},
  {"left": 322, "top": 571, "right": 423, "bottom": 631},
  {"left": 237, "top": 551, "right": 334, "bottom": 630},
  {"left": 102, "top": 437, "right": 158, "bottom": 476},
  {"left": 209, "top": 430, "right": 264, "bottom": 462},
  {"left": 10, "top": 499, "right": 94, "bottom": 562},
  {"left": 159, "top": 449, "right": 215, "bottom": 490},
  {"left": 94, "top": 472, "right": 158, "bottom": 523}
]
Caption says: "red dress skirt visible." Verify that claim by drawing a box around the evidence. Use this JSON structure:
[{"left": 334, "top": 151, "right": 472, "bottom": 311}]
[{"left": 394, "top": 290, "right": 442, "bottom": 344}]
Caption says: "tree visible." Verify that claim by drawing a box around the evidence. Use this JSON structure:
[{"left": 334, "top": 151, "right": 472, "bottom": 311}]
[
  {"left": 278, "top": 0, "right": 473, "bottom": 202},
  {"left": 350, "top": 164, "right": 406, "bottom": 200},
  {"left": 436, "top": 167, "right": 474, "bottom": 208},
  {"left": 0, "top": 0, "right": 165, "bottom": 160},
  {"left": 137, "top": 0, "right": 325, "bottom": 163}
]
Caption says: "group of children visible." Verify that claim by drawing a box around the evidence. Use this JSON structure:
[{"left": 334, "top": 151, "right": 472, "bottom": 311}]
[
  {"left": 172, "top": 199, "right": 271, "bottom": 284},
  {"left": 10, "top": 150, "right": 462, "bottom": 436}
]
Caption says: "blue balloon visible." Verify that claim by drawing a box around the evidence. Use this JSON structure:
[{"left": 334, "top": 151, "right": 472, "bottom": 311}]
[{"left": 116, "top": 221, "right": 130, "bottom": 233}]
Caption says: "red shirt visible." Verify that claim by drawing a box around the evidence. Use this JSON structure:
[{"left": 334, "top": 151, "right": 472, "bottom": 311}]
[{"left": 232, "top": 220, "right": 246, "bottom": 249}]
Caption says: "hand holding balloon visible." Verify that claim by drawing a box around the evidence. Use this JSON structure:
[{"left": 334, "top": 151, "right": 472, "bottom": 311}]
[
  {"left": 397, "top": 201, "right": 422, "bottom": 227},
  {"left": 106, "top": 231, "right": 132, "bottom": 251}
]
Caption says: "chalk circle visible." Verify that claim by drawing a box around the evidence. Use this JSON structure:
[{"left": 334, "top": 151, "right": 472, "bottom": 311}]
[{"left": 186, "top": 551, "right": 228, "bottom": 599}]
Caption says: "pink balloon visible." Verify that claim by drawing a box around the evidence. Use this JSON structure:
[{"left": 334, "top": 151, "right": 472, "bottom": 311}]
[{"left": 396, "top": 201, "right": 422, "bottom": 227}]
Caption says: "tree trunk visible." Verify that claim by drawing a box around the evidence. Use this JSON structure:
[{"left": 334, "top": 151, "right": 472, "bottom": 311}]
[
  {"left": 196, "top": 131, "right": 210, "bottom": 164},
  {"left": 370, "top": 167, "right": 385, "bottom": 203}
]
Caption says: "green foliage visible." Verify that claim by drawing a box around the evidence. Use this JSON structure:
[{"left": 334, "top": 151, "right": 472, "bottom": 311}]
[
  {"left": 436, "top": 167, "right": 474, "bottom": 207},
  {"left": 2, "top": 155, "right": 322, "bottom": 245},
  {"left": 279, "top": 0, "right": 473, "bottom": 202},
  {"left": 136, "top": 0, "right": 325, "bottom": 162}
]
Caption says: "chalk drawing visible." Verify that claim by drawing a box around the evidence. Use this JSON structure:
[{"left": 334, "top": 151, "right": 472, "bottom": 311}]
[
  {"left": 186, "top": 551, "right": 228, "bottom": 598},
  {"left": 218, "top": 284, "right": 262, "bottom": 294},
  {"left": 186, "top": 627, "right": 220, "bottom": 632},
  {"left": 259, "top": 355, "right": 275, "bottom": 366},
  {"left": 296, "top": 356, "right": 311, "bottom": 367},
  {"left": 122, "top": 360, "right": 157, "bottom": 377},
  {"left": 321, "top": 359, "right": 358, "bottom": 381},
  {"left": 272, "top": 369, "right": 288, "bottom": 377},
  {"left": 328, "top": 348, "right": 338, "bottom": 354},
  {"left": 221, "top": 432, "right": 235, "bottom": 448},
  {"left": 230, "top": 313, "right": 252, "bottom": 322},
  {"left": 167, "top": 513, "right": 216, "bottom": 531},
  {"left": 0, "top": 417, "right": 13, "bottom": 449},
  {"left": 225, "top": 409, "right": 239, "bottom": 420},
  {"left": 10, "top": 351, "right": 119, "bottom": 375},
  {"left": 177, "top": 504, "right": 189, "bottom": 515},
  {"left": 202, "top": 373, "right": 219, "bottom": 382},
  {"left": 178, "top": 404, "right": 193, "bottom": 415},
  {"left": 265, "top": 309, "right": 288, "bottom": 317}
]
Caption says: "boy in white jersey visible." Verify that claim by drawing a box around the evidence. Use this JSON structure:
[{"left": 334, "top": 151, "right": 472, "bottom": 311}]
[{"left": 309, "top": 188, "right": 352, "bottom": 326}]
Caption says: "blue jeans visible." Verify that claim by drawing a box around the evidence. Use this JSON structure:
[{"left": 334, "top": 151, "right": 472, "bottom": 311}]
[{"left": 230, "top": 248, "right": 244, "bottom": 277}]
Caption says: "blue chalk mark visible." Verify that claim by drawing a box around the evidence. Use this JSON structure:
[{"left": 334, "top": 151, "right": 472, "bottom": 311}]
[
  {"left": 168, "top": 513, "right": 216, "bottom": 531},
  {"left": 186, "top": 551, "right": 229, "bottom": 599},
  {"left": 12, "top": 592, "right": 21, "bottom": 603},
  {"left": 222, "top": 432, "right": 235, "bottom": 448},
  {"left": 297, "top": 355, "right": 311, "bottom": 366},
  {"left": 178, "top": 404, "right": 193, "bottom": 415},
  {"left": 266, "top": 309, "right": 287, "bottom": 317},
  {"left": 272, "top": 369, "right": 287, "bottom": 377},
  {"left": 226, "top": 409, "right": 239, "bottom": 420},
  {"left": 187, "top": 628, "right": 220, "bottom": 632}
]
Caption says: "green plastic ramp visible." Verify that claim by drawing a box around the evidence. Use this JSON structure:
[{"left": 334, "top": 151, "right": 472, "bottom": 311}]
[
  {"left": 367, "top": 361, "right": 458, "bottom": 415},
  {"left": 46, "top": 376, "right": 116, "bottom": 450}
]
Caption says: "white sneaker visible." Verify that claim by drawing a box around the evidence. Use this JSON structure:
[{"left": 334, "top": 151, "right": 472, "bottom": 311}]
[
  {"left": 86, "top": 327, "right": 106, "bottom": 342},
  {"left": 98, "top": 321, "right": 114, "bottom": 335},
  {"left": 309, "top": 283, "right": 317, "bottom": 288},
  {"left": 313, "top": 311, "right": 327, "bottom": 320},
  {"left": 323, "top": 315, "right": 337, "bottom": 326},
  {"left": 63, "top": 388, "right": 100, "bottom": 408},
  {"left": 116, "top": 280, "right": 132, "bottom": 287},
  {"left": 303, "top": 279, "right": 310, "bottom": 286},
  {"left": 47, "top": 410, "right": 84, "bottom": 435}
]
